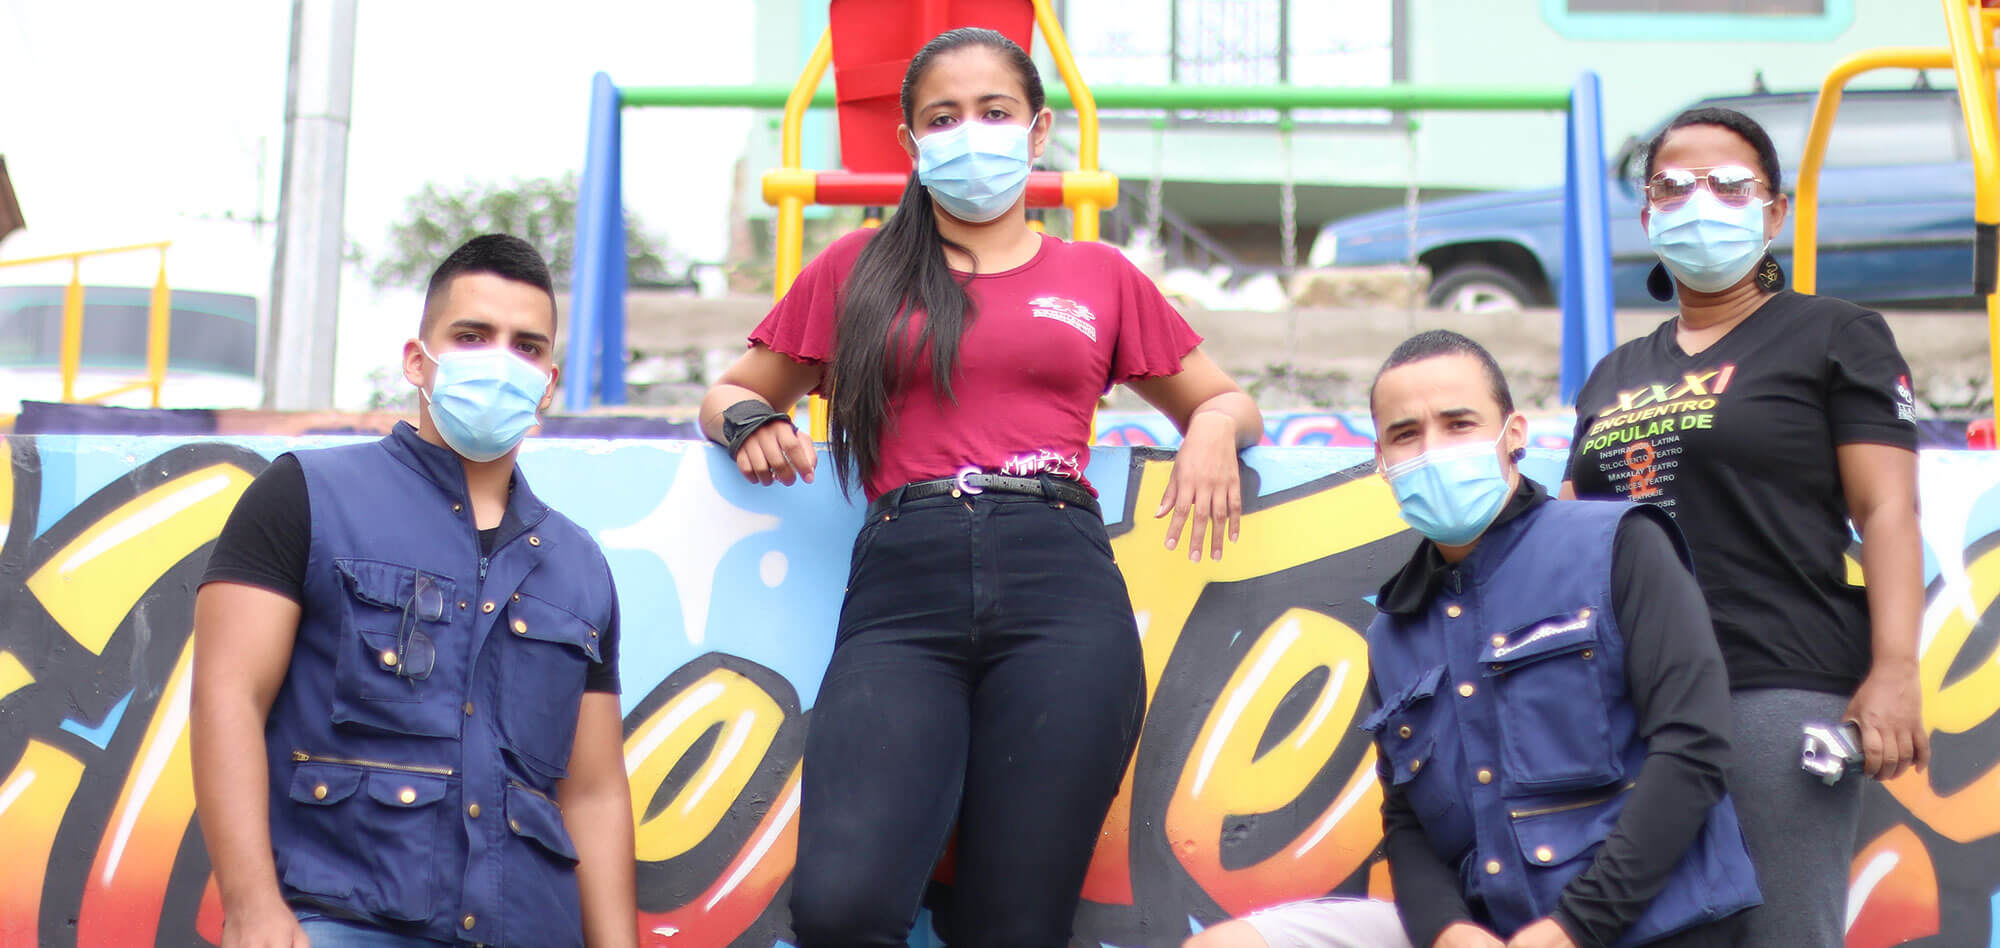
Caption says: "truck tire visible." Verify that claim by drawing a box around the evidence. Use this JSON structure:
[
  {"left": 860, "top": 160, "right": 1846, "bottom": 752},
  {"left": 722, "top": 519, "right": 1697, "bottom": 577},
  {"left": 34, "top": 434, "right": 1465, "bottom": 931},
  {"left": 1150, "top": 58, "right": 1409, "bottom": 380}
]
[{"left": 1428, "top": 263, "right": 1534, "bottom": 313}]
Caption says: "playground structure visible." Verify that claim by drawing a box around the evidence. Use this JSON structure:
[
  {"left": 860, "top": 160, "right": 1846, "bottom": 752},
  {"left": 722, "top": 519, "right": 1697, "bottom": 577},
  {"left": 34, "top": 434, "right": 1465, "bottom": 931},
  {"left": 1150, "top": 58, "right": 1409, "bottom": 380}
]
[
  {"left": 0, "top": 241, "right": 174, "bottom": 409},
  {"left": 1793, "top": 0, "right": 2000, "bottom": 427},
  {"left": 560, "top": 0, "right": 1622, "bottom": 415}
]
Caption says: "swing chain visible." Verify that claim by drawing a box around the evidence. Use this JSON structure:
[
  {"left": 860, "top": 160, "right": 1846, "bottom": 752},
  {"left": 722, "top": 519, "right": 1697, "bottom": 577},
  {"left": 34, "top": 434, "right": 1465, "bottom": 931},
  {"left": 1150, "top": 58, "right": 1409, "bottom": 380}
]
[
  {"left": 1279, "top": 112, "right": 1298, "bottom": 272},
  {"left": 1148, "top": 118, "right": 1167, "bottom": 250}
]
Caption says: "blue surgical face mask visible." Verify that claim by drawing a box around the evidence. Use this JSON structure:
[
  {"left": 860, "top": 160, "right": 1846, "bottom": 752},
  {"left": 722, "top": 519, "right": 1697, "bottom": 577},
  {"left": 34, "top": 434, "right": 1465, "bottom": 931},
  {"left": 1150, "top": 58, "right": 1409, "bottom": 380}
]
[
  {"left": 916, "top": 121, "right": 1032, "bottom": 224},
  {"left": 1646, "top": 189, "right": 1771, "bottom": 293},
  {"left": 1382, "top": 431, "right": 1512, "bottom": 547},
  {"left": 419, "top": 343, "right": 550, "bottom": 463}
]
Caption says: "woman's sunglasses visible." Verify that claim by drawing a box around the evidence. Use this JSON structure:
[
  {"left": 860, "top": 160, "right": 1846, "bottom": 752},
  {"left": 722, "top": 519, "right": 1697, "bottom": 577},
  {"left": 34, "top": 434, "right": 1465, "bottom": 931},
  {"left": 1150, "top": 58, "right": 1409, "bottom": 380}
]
[{"left": 1644, "top": 165, "right": 1769, "bottom": 212}]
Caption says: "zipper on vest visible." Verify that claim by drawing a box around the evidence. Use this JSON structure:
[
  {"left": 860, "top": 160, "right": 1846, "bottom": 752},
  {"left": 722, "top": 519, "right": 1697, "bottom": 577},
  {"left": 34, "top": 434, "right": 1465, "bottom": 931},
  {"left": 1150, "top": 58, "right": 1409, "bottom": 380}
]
[
  {"left": 479, "top": 555, "right": 489, "bottom": 579},
  {"left": 508, "top": 778, "right": 562, "bottom": 808},
  {"left": 292, "top": 749, "right": 456, "bottom": 777},
  {"left": 1508, "top": 781, "right": 1637, "bottom": 819}
]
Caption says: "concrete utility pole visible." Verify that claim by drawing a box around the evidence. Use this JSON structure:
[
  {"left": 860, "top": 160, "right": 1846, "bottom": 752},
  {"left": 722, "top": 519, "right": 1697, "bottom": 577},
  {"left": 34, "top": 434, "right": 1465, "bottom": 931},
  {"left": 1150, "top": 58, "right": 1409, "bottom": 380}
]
[{"left": 264, "top": 0, "right": 357, "bottom": 410}]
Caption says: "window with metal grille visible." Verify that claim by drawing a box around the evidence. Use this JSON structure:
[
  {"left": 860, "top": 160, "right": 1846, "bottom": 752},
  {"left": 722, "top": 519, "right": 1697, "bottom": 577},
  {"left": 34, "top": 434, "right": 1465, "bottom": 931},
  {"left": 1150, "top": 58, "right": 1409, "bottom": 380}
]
[{"left": 1061, "top": 0, "right": 1401, "bottom": 124}]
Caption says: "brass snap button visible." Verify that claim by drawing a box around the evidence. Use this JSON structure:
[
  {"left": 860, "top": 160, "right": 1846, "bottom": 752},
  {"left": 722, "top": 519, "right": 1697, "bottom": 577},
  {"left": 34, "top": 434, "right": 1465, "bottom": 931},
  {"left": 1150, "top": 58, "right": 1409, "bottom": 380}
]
[
  {"left": 481, "top": 601, "right": 495, "bottom": 613},
  {"left": 380, "top": 650, "right": 398, "bottom": 667},
  {"left": 463, "top": 701, "right": 475, "bottom": 716},
  {"left": 1535, "top": 846, "right": 1555, "bottom": 863},
  {"left": 1581, "top": 649, "right": 1594, "bottom": 660},
  {"left": 1445, "top": 605, "right": 1463, "bottom": 618},
  {"left": 1579, "top": 608, "right": 1592, "bottom": 620},
  {"left": 513, "top": 619, "right": 527, "bottom": 635},
  {"left": 398, "top": 787, "right": 417, "bottom": 805},
  {"left": 452, "top": 503, "right": 462, "bottom": 513},
  {"left": 1491, "top": 634, "right": 1506, "bottom": 647},
  {"left": 1477, "top": 769, "right": 1493, "bottom": 784},
  {"left": 1397, "top": 725, "right": 1412, "bottom": 739},
  {"left": 1485, "top": 860, "right": 1502, "bottom": 875},
  {"left": 511, "top": 593, "right": 521, "bottom": 602},
  {"left": 458, "top": 601, "right": 468, "bottom": 610},
  {"left": 468, "top": 803, "right": 481, "bottom": 819},
  {"left": 313, "top": 784, "right": 328, "bottom": 801},
  {"left": 528, "top": 535, "right": 541, "bottom": 547},
  {"left": 509, "top": 818, "right": 521, "bottom": 833},
  {"left": 1408, "top": 759, "right": 1422, "bottom": 774},
  {"left": 462, "top": 915, "right": 476, "bottom": 930},
  {"left": 1458, "top": 683, "right": 1476, "bottom": 698}
]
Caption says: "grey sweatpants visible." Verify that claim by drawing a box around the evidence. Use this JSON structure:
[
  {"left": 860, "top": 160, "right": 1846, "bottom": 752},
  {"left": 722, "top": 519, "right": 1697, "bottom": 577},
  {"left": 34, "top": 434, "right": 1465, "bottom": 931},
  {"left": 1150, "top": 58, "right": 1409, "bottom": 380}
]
[{"left": 1726, "top": 687, "right": 1865, "bottom": 948}]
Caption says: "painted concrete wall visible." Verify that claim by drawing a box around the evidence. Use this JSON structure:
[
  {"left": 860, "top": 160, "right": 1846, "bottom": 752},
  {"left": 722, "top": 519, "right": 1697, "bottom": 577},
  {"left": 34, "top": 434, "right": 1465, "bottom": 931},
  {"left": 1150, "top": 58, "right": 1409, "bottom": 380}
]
[{"left": 2, "top": 435, "right": 1997, "bottom": 946}]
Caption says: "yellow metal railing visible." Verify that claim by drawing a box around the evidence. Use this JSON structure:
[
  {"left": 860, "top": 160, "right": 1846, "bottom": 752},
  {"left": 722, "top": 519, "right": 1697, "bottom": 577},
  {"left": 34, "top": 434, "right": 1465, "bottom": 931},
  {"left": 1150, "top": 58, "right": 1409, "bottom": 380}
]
[
  {"left": 0, "top": 241, "right": 173, "bottom": 407},
  {"left": 1794, "top": 1, "right": 2000, "bottom": 427},
  {"left": 767, "top": 0, "right": 1113, "bottom": 439}
]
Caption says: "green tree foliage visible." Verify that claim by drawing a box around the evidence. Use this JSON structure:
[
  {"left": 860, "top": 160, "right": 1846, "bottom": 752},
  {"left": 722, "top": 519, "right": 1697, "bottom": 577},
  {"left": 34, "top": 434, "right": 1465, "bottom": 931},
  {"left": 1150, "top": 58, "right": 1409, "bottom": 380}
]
[{"left": 368, "top": 172, "right": 672, "bottom": 289}]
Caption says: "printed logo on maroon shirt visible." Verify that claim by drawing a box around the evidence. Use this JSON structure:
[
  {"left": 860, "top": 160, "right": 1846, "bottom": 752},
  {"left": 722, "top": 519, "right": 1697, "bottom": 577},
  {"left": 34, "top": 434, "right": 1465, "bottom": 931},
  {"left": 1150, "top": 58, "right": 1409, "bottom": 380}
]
[
  {"left": 1895, "top": 374, "right": 1916, "bottom": 422},
  {"left": 1028, "top": 296, "right": 1098, "bottom": 342}
]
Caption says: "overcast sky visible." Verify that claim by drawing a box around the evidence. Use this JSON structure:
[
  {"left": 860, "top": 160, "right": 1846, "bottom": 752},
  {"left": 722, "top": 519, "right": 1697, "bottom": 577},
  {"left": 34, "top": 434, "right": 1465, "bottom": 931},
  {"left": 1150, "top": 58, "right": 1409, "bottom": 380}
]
[{"left": 1, "top": 0, "right": 758, "bottom": 406}]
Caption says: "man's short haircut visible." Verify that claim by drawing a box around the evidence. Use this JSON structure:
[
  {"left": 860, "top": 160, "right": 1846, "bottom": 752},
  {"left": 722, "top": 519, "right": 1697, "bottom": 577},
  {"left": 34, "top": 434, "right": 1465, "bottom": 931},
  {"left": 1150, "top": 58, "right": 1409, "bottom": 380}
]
[
  {"left": 420, "top": 234, "right": 558, "bottom": 337},
  {"left": 1370, "top": 329, "right": 1515, "bottom": 418}
]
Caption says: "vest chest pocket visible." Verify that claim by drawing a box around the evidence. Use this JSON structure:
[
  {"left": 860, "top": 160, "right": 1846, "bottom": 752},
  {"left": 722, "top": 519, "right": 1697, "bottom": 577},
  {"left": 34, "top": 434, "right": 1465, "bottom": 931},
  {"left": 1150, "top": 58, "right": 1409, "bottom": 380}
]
[
  {"left": 498, "top": 590, "right": 600, "bottom": 778},
  {"left": 1360, "top": 664, "right": 1458, "bottom": 825},
  {"left": 1482, "top": 608, "right": 1621, "bottom": 791},
  {"left": 279, "top": 761, "right": 450, "bottom": 923},
  {"left": 329, "top": 559, "right": 461, "bottom": 738}
]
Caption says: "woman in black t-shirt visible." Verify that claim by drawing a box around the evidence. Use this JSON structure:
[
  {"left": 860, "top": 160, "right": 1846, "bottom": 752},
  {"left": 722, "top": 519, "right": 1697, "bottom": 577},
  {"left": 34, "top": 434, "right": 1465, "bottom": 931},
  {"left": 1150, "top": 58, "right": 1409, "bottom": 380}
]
[{"left": 1563, "top": 107, "right": 1925, "bottom": 948}]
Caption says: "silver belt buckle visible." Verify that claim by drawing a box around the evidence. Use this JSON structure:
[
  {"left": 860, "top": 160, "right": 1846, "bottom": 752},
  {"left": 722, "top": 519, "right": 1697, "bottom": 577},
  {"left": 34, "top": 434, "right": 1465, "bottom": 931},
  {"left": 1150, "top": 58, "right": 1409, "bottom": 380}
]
[{"left": 955, "top": 466, "right": 985, "bottom": 495}]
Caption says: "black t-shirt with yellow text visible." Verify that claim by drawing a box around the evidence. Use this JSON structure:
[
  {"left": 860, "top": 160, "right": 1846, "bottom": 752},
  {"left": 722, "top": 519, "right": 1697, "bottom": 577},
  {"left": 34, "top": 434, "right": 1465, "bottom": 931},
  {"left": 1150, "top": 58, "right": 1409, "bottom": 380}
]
[{"left": 1566, "top": 290, "right": 1917, "bottom": 695}]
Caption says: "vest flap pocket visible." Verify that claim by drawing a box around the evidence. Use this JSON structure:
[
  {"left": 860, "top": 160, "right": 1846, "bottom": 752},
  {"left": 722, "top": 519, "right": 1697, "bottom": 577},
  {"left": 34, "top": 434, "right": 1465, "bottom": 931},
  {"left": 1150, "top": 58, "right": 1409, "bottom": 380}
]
[
  {"left": 1481, "top": 609, "right": 1600, "bottom": 670},
  {"left": 1508, "top": 782, "right": 1631, "bottom": 867},
  {"left": 289, "top": 763, "right": 363, "bottom": 805},
  {"left": 507, "top": 591, "right": 602, "bottom": 662},
  {"left": 1388, "top": 732, "right": 1436, "bottom": 787},
  {"left": 364, "top": 772, "right": 448, "bottom": 809},
  {"left": 334, "top": 558, "right": 457, "bottom": 617},
  {"left": 506, "top": 781, "right": 579, "bottom": 864},
  {"left": 1360, "top": 664, "right": 1446, "bottom": 733}
]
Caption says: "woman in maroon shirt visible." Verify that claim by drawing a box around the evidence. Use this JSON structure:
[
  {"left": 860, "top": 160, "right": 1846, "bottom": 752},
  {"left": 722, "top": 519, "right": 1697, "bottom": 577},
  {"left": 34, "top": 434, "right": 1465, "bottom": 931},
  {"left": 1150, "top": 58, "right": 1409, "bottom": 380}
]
[{"left": 698, "top": 27, "right": 1261, "bottom": 948}]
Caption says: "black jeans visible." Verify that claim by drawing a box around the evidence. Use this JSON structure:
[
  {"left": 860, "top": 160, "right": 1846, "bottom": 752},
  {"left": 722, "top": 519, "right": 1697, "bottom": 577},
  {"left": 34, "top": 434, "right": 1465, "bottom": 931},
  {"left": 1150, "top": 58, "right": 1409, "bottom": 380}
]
[{"left": 789, "top": 491, "right": 1147, "bottom": 948}]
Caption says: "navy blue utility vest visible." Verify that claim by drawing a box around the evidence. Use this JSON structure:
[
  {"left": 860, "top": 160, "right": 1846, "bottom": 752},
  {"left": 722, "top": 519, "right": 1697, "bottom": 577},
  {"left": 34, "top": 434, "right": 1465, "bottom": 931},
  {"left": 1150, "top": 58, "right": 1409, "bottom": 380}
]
[
  {"left": 266, "top": 423, "right": 615, "bottom": 948},
  {"left": 1361, "top": 499, "right": 1759, "bottom": 946}
]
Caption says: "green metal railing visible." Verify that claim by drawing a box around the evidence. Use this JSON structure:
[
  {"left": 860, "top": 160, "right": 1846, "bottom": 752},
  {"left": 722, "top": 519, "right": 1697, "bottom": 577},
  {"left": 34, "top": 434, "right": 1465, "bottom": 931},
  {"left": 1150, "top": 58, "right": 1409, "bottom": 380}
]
[{"left": 617, "top": 83, "right": 1572, "bottom": 112}]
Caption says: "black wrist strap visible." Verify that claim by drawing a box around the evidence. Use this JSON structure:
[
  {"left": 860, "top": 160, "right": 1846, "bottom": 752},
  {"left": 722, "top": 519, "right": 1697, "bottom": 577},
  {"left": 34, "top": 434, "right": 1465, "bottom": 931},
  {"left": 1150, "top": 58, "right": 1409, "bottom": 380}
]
[{"left": 720, "top": 399, "right": 794, "bottom": 455}]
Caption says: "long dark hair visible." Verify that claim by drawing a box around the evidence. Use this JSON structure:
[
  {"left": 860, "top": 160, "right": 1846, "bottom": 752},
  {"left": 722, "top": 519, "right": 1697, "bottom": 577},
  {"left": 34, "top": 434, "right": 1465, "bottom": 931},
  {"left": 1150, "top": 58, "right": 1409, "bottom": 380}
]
[{"left": 828, "top": 27, "right": 1046, "bottom": 489}]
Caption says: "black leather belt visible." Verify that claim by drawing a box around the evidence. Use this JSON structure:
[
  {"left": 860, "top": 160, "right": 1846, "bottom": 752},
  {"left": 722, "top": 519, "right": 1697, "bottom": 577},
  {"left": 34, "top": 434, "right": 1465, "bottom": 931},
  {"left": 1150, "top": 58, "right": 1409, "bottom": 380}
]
[{"left": 866, "top": 471, "right": 1099, "bottom": 521}]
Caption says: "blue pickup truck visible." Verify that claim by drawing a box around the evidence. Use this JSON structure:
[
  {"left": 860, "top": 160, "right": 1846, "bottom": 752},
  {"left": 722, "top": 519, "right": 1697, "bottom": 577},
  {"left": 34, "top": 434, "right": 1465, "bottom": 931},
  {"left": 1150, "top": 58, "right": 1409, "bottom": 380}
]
[{"left": 1306, "top": 86, "right": 1981, "bottom": 311}]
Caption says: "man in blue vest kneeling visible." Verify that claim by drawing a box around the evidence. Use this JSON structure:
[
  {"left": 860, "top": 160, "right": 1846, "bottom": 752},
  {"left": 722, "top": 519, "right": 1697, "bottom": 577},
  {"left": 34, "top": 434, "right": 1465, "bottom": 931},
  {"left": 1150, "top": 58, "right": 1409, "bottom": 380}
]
[
  {"left": 191, "top": 235, "right": 635, "bottom": 948},
  {"left": 1189, "top": 330, "right": 1758, "bottom": 948}
]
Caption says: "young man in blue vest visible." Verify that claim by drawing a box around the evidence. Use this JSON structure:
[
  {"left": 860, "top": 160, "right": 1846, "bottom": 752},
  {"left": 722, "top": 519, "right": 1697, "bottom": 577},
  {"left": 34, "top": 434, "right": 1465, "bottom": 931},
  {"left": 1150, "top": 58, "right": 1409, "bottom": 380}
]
[
  {"left": 191, "top": 234, "right": 635, "bottom": 948},
  {"left": 1189, "top": 331, "right": 1758, "bottom": 948}
]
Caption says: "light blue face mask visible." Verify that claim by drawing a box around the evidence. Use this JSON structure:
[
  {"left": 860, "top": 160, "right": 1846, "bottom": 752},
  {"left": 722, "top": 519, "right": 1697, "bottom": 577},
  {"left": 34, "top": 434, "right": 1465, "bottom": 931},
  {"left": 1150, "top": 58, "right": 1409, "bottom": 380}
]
[
  {"left": 916, "top": 121, "right": 1032, "bottom": 224},
  {"left": 1383, "top": 432, "right": 1512, "bottom": 547},
  {"left": 419, "top": 343, "right": 550, "bottom": 463},
  {"left": 1646, "top": 189, "right": 1771, "bottom": 293}
]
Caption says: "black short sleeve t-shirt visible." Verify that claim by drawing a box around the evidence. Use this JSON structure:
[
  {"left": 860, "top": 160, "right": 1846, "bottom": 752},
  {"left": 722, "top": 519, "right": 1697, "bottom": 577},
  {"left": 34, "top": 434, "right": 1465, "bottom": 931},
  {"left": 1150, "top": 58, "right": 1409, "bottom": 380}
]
[
  {"left": 1565, "top": 291, "right": 1917, "bottom": 695},
  {"left": 203, "top": 455, "right": 621, "bottom": 693}
]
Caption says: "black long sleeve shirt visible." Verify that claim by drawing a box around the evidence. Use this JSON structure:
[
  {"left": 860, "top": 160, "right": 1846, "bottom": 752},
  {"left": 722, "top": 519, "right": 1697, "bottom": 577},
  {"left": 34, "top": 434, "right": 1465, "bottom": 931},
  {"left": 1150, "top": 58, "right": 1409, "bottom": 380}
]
[{"left": 1370, "top": 477, "right": 1734, "bottom": 948}]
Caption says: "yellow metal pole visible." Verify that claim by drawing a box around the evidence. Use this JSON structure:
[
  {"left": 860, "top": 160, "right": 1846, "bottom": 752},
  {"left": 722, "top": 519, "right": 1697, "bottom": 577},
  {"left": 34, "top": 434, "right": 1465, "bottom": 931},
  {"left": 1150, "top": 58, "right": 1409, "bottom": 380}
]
[
  {"left": 770, "top": 28, "right": 834, "bottom": 441},
  {"left": 1032, "top": 0, "right": 1099, "bottom": 173},
  {"left": 59, "top": 259, "right": 84, "bottom": 403},
  {"left": 1793, "top": 48, "right": 1955, "bottom": 293},
  {"left": 147, "top": 249, "right": 172, "bottom": 408},
  {"left": 0, "top": 240, "right": 172, "bottom": 270},
  {"left": 1033, "top": 0, "right": 1112, "bottom": 246},
  {"left": 1942, "top": 0, "right": 2000, "bottom": 430}
]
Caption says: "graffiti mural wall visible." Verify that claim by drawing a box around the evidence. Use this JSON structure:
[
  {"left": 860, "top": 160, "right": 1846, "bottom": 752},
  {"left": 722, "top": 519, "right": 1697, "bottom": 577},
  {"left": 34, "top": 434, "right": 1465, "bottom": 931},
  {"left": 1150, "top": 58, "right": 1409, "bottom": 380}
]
[{"left": 1, "top": 434, "right": 1997, "bottom": 948}]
